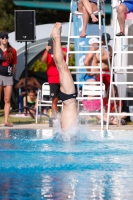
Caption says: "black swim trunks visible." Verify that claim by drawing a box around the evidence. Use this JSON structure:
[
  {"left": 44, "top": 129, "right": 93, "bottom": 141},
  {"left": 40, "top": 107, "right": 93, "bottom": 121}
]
[{"left": 59, "top": 91, "right": 77, "bottom": 102}]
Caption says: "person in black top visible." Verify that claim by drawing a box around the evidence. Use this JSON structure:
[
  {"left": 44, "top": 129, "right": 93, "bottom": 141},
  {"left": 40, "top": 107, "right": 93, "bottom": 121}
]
[{"left": 0, "top": 32, "right": 17, "bottom": 127}]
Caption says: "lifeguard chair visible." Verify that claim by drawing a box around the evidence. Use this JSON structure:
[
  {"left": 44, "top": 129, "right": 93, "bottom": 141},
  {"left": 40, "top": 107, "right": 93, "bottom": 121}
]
[
  {"left": 67, "top": 0, "right": 111, "bottom": 129},
  {"left": 106, "top": 0, "right": 133, "bottom": 129}
]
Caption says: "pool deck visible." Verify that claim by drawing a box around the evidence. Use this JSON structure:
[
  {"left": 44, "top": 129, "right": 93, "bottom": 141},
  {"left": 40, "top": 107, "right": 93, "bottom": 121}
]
[{"left": 0, "top": 123, "right": 133, "bottom": 130}]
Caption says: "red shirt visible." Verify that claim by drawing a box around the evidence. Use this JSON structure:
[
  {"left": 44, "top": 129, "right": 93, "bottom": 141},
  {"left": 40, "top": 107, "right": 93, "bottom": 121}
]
[
  {"left": 0, "top": 48, "right": 17, "bottom": 76},
  {"left": 43, "top": 47, "right": 67, "bottom": 83},
  {"left": 2, "top": 48, "right": 17, "bottom": 66},
  {"left": 105, "top": 100, "right": 123, "bottom": 112}
]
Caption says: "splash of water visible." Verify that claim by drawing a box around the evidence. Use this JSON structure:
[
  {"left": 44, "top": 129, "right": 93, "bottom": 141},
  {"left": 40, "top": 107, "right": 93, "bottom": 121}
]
[{"left": 52, "top": 113, "right": 101, "bottom": 142}]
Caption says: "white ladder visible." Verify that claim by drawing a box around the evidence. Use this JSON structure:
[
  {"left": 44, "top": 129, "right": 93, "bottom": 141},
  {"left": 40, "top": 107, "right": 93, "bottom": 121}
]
[
  {"left": 66, "top": 0, "right": 110, "bottom": 129},
  {"left": 106, "top": 1, "right": 133, "bottom": 129}
]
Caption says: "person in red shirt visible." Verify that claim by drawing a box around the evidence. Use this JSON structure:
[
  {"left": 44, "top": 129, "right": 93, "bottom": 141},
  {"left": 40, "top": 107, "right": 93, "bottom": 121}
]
[
  {"left": 0, "top": 32, "right": 17, "bottom": 127},
  {"left": 41, "top": 39, "right": 67, "bottom": 115}
]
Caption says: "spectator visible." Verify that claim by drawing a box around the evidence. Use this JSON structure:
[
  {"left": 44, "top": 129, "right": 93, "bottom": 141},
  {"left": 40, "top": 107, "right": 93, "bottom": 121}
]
[
  {"left": 95, "top": 35, "right": 112, "bottom": 92},
  {"left": 78, "top": 0, "right": 98, "bottom": 37},
  {"left": 84, "top": 37, "right": 100, "bottom": 83},
  {"left": 83, "top": 84, "right": 127, "bottom": 125},
  {"left": 41, "top": 39, "right": 67, "bottom": 115},
  {"left": 104, "top": 85, "right": 127, "bottom": 125},
  {"left": 15, "top": 70, "right": 41, "bottom": 96},
  {"left": 95, "top": 33, "right": 113, "bottom": 92},
  {"left": 82, "top": 38, "right": 103, "bottom": 113},
  {"left": 101, "top": 33, "right": 112, "bottom": 62},
  {"left": 116, "top": 1, "right": 133, "bottom": 36},
  {"left": 84, "top": 37, "right": 110, "bottom": 90},
  {"left": 23, "top": 89, "right": 36, "bottom": 115},
  {"left": 0, "top": 32, "right": 17, "bottom": 127}
]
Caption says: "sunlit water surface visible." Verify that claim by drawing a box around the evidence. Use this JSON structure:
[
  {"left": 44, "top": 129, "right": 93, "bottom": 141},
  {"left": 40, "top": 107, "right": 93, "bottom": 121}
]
[{"left": 0, "top": 127, "right": 133, "bottom": 200}]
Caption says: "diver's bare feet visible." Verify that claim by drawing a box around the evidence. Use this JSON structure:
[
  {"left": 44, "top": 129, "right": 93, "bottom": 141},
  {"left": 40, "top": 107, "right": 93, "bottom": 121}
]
[
  {"left": 90, "top": 13, "right": 98, "bottom": 23},
  {"left": 50, "top": 22, "right": 62, "bottom": 39}
]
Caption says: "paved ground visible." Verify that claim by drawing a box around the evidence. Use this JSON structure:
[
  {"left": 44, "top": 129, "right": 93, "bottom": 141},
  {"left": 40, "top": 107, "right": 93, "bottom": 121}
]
[{"left": 0, "top": 123, "right": 133, "bottom": 130}]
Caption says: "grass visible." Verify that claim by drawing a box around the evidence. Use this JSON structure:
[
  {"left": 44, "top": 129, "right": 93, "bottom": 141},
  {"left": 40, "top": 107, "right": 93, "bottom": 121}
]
[
  {"left": 0, "top": 115, "right": 35, "bottom": 125},
  {"left": 125, "top": 121, "right": 133, "bottom": 125},
  {"left": 0, "top": 110, "right": 49, "bottom": 125},
  {"left": 0, "top": 110, "right": 133, "bottom": 125}
]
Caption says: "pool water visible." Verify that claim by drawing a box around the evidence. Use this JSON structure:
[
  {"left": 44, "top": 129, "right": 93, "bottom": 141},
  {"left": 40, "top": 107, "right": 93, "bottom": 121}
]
[{"left": 0, "top": 129, "right": 133, "bottom": 200}]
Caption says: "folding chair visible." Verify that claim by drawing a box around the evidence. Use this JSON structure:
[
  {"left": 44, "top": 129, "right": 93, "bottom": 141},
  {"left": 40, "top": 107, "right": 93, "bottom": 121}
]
[
  {"left": 76, "top": 82, "right": 105, "bottom": 129},
  {"left": 35, "top": 83, "right": 62, "bottom": 123}
]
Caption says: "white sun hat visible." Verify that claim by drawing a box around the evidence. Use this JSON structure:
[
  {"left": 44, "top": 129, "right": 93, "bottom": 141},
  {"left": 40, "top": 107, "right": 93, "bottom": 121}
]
[{"left": 89, "top": 38, "right": 100, "bottom": 45}]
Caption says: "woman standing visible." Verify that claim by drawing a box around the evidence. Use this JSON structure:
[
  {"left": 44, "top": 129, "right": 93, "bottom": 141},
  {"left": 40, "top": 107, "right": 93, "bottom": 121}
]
[{"left": 0, "top": 32, "right": 17, "bottom": 127}]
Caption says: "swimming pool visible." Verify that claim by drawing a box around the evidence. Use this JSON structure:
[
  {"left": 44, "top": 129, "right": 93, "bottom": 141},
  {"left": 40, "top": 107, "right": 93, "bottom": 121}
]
[{"left": 0, "top": 128, "right": 133, "bottom": 199}]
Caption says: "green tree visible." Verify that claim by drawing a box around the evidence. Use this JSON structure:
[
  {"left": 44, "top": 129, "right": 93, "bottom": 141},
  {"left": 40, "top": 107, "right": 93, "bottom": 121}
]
[
  {"left": 0, "top": 0, "right": 16, "bottom": 32},
  {"left": 0, "top": 0, "right": 111, "bottom": 32},
  {"left": 35, "top": 9, "right": 70, "bottom": 25},
  {"left": 29, "top": 45, "right": 75, "bottom": 72},
  {"left": 0, "top": 0, "right": 70, "bottom": 32},
  {"left": 30, "top": 59, "right": 47, "bottom": 72}
]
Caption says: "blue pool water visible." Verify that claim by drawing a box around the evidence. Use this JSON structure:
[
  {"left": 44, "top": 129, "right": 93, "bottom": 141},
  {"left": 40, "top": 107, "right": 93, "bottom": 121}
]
[{"left": 0, "top": 128, "right": 133, "bottom": 200}]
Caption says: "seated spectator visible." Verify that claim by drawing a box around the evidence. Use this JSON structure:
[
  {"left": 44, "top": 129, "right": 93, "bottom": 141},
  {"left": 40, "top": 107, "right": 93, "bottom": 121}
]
[
  {"left": 82, "top": 38, "right": 103, "bottom": 113},
  {"left": 82, "top": 37, "right": 112, "bottom": 118},
  {"left": 95, "top": 39, "right": 111, "bottom": 93},
  {"left": 101, "top": 33, "right": 112, "bottom": 61},
  {"left": 78, "top": 0, "right": 98, "bottom": 37},
  {"left": 15, "top": 70, "right": 41, "bottom": 96},
  {"left": 116, "top": 0, "right": 133, "bottom": 36},
  {"left": 105, "top": 85, "right": 127, "bottom": 124},
  {"left": 98, "top": 85, "right": 127, "bottom": 125},
  {"left": 84, "top": 38, "right": 100, "bottom": 83},
  {"left": 82, "top": 84, "right": 127, "bottom": 125},
  {"left": 23, "top": 89, "right": 36, "bottom": 115},
  {"left": 94, "top": 33, "right": 112, "bottom": 94},
  {"left": 84, "top": 37, "right": 111, "bottom": 92}
]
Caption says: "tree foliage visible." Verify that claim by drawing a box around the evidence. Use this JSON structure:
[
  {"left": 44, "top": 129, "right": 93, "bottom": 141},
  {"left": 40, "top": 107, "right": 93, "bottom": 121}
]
[
  {"left": 0, "top": 0, "right": 70, "bottom": 32},
  {"left": 30, "top": 59, "right": 47, "bottom": 72},
  {"left": 0, "top": 0, "right": 16, "bottom": 32},
  {"left": 35, "top": 9, "right": 70, "bottom": 25},
  {"left": 0, "top": 0, "right": 111, "bottom": 32},
  {"left": 29, "top": 45, "right": 75, "bottom": 72}
]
